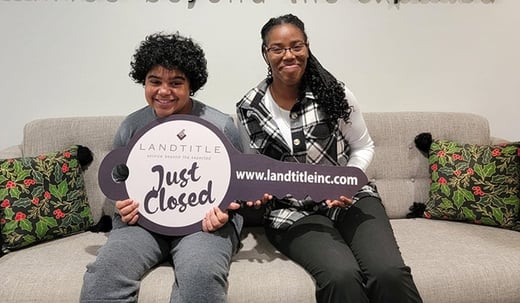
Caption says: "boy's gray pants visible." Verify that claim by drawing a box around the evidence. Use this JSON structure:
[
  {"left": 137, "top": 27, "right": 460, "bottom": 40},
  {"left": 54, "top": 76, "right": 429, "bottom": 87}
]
[{"left": 80, "top": 214, "right": 239, "bottom": 303}]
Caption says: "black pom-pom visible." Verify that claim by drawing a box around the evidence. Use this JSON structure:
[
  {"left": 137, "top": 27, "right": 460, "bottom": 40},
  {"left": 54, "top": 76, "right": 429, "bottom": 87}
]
[
  {"left": 77, "top": 145, "right": 93, "bottom": 168},
  {"left": 406, "top": 202, "right": 427, "bottom": 218},
  {"left": 88, "top": 215, "right": 113, "bottom": 233},
  {"left": 414, "top": 132, "right": 433, "bottom": 155}
]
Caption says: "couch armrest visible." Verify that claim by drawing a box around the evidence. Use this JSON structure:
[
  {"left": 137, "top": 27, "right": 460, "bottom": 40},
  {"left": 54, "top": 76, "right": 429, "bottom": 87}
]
[{"left": 0, "top": 145, "right": 23, "bottom": 159}]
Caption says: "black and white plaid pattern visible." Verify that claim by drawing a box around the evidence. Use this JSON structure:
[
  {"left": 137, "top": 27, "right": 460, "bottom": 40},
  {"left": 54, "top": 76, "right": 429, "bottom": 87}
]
[
  {"left": 237, "top": 79, "right": 379, "bottom": 229},
  {"left": 263, "top": 184, "right": 379, "bottom": 229},
  {"left": 237, "top": 79, "right": 351, "bottom": 165}
]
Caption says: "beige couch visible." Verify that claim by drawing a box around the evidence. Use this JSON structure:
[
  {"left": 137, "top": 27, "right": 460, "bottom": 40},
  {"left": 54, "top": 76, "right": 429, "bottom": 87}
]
[{"left": 1, "top": 112, "right": 519, "bottom": 303}]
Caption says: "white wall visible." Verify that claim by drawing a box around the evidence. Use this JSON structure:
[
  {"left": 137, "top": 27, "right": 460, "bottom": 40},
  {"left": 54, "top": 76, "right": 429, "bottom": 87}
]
[{"left": 1, "top": 0, "right": 518, "bottom": 151}]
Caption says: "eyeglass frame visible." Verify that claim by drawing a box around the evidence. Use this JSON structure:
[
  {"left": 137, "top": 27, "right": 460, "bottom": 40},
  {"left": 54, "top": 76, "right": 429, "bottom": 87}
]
[{"left": 263, "top": 42, "right": 308, "bottom": 56}]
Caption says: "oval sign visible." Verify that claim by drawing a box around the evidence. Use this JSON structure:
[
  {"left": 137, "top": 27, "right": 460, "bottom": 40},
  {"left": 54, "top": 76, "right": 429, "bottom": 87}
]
[{"left": 98, "top": 114, "right": 234, "bottom": 235}]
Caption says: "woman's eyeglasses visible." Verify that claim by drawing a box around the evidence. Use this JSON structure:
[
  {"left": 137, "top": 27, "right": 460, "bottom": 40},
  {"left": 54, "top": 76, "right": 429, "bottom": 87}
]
[{"left": 265, "top": 43, "right": 308, "bottom": 56}]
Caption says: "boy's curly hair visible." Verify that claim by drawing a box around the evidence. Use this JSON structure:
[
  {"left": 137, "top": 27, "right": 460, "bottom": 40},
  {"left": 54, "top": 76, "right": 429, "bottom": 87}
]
[{"left": 129, "top": 32, "right": 208, "bottom": 94}]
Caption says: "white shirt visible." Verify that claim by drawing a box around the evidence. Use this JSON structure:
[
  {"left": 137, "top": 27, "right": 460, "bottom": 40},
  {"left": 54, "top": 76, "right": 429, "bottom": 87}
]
[
  {"left": 263, "top": 86, "right": 374, "bottom": 172},
  {"left": 264, "top": 88, "right": 294, "bottom": 152}
]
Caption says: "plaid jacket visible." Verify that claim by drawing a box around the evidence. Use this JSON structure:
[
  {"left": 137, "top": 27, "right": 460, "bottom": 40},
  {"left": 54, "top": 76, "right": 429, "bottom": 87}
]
[{"left": 236, "top": 79, "right": 379, "bottom": 229}]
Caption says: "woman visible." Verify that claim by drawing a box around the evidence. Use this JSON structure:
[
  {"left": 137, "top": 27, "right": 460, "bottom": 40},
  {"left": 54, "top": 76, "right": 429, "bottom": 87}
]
[
  {"left": 236, "top": 14, "right": 422, "bottom": 303},
  {"left": 81, "top": 32, "right": 243, "bottom": 303}
]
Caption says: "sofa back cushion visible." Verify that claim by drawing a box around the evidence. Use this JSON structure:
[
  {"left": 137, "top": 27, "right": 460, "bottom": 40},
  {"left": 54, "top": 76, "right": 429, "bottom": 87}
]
[
  {"left": 364, "top": 112, "right": 491, "bottom": 219},
  {"left": 19, "top": 112, "right": 491, "bottom": 224},
  {"left": 22, "top": 116, "right": 125, "bottom": 223}
]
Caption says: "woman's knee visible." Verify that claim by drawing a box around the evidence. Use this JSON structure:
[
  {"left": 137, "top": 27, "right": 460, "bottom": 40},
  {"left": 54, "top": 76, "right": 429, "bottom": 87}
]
[
  {"left": 368, "top": 265, "right": 413, "bottom": 290},
  {"left": 366, "top": 265, "right": 422, "bottom": 303},
  {"left": 318, "top": 263, "right": 364, "bottom": 289}
]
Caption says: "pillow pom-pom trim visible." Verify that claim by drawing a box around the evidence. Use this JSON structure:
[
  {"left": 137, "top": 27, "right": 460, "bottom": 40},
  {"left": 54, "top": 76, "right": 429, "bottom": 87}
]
[
  {"left": 407, "top": 202, "right": 426, "bottom": 218},
  {"left": 77, "top": 145, "right": 93, "bottom": 168},
  {"left": 414, "top": 132, "right": 432, "bottom": 155}
]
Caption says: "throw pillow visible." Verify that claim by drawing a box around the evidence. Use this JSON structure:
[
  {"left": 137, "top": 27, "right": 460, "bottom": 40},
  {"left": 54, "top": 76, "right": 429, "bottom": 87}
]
[
  {"left": 412, "top": 133, "right": 520, "bottom": 230},
  {"left": 0, "top": 145, "right": 94, "bottom": 253}
]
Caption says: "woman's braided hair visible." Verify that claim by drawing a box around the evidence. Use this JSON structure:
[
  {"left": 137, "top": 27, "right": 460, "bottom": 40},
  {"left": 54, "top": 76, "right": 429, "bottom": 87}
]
[{"left": 261, "top": 14, "right": 351, "bottom": 124}]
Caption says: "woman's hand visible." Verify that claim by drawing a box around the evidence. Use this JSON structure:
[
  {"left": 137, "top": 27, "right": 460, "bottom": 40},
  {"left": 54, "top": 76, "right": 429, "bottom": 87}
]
[
  {"left": 325, "top": 196, "right": 353, "bottom": 208},
  {"left": 202, "top": 202, "right": 241, "bottom": 232},
  {"left": 115, "top": 199, "right": 139, "bottom": 225},
  {"left": 243, "top": 193, "right": 273, "bottom": 208}
]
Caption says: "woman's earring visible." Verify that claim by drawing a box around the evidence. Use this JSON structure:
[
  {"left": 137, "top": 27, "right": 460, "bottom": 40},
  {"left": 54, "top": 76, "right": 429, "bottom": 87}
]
[{"left": 267, "top": 66, "right": 272, "bottom": 80}]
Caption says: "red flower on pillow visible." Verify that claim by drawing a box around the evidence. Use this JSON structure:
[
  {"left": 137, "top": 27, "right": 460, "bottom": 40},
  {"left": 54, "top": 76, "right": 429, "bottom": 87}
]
[
  {"left": 418, "top": 137, "right": 520, "bottom": 230},
  {"left": 0, "top": 145, "right": 94, "bottom": 252},
  {"left": 472, "top": 186, "right": 485, "bottom": 196},
  {"left": 15, "top": 212, "right": 26, "bottom": 221},
  {"left": 53, "top": 209, "right": 65, "bottom": 219},
  {"left": 24, "top": 179, "right": 36, "bottom": 186},
  {"left": 452, "top": 154, "right": 463, "bottom": 160}
]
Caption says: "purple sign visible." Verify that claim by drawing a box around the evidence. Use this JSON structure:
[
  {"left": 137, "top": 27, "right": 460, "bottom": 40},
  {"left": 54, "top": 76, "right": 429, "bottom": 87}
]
[{"left": 98, "top": 115, "right": 368, "bottom": 235}]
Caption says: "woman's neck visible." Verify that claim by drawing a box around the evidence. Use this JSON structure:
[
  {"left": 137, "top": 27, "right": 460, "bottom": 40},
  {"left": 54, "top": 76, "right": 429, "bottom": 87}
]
[{"left": 269, "top": 81, "right": 299, "bottom": 111}]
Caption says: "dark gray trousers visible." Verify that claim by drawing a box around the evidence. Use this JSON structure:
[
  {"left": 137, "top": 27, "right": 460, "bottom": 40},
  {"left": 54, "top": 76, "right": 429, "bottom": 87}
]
[{"left": 265, "top": 196, "right": 423, "bottom": 303}]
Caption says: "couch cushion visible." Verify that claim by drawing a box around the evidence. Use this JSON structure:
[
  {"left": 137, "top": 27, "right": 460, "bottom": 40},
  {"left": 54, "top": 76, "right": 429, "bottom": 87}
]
[
  {"left": 393, "top": 218, "right": 520, "bottom": 303},
  {"left": 17, "top": 112, "right": 493, "bottom": 224},
  {"left": 363, "top": 112, "right": 491, "bottom": 219},
  {"left": 0, "top": 227, "right": 316, "bottom": 303},
  {"left": 0, "top": 145, "right": 94, "bottom": 253},
  {"left": 2, "top": 222, "right": 520, "bottom": 303},
  {"left": 0, "top": 232, "right": 106, "bottom": 302},
  {"left": 21, "top": 116, "right": 125, "bottom": 223},
  {"left": 421, "top": 139, "right": 520, "bottom": 229},
  {"left": 137, "top": 226, "right": 316, "bottom": 303}
]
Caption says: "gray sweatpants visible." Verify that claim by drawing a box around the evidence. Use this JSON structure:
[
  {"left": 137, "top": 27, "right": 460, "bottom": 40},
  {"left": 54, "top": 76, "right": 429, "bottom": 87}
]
[{"left": 80, "top": 214, "right": 239, "bottom": 303}]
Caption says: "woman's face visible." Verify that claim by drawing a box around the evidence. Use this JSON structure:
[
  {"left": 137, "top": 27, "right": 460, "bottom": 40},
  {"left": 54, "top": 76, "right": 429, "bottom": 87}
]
[
  {"left": 264, "top": 23, "right": 309, "bottom": 87},
  {"left": 144, "top": 65, "right": 192, "bottom": 118}
]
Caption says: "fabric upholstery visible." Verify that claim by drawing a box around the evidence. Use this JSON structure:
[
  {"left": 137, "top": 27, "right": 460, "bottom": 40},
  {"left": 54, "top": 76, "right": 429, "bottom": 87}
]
[
  {"left": 364, "top": 112, "right": 491, "bottom": 219},
  {"left": 1, "top": 112, "right": 519, "bottom": 303},
  {"left": 422, "top": 139, "right": 520, "bottom": 229},
  {"left": 21, "top": 117, "right": 124, "bottom": 223},
  {"left": 1, "top": 145, "right": 93, "bottom": 252}
]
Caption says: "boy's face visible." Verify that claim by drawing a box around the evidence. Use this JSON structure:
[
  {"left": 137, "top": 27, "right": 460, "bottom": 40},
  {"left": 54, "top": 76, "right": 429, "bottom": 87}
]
[{"left": 144, "top": 65, "right": 192, "bottom": 118}]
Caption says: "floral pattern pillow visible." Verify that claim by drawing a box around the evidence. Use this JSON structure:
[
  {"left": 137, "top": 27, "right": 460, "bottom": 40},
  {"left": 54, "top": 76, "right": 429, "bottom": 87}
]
[
  {"left": 0, "top": 145, "right": 94, "bottom": 253},
  {"left": 424, "top": 139, "right": 520, "bottom": 230}
]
